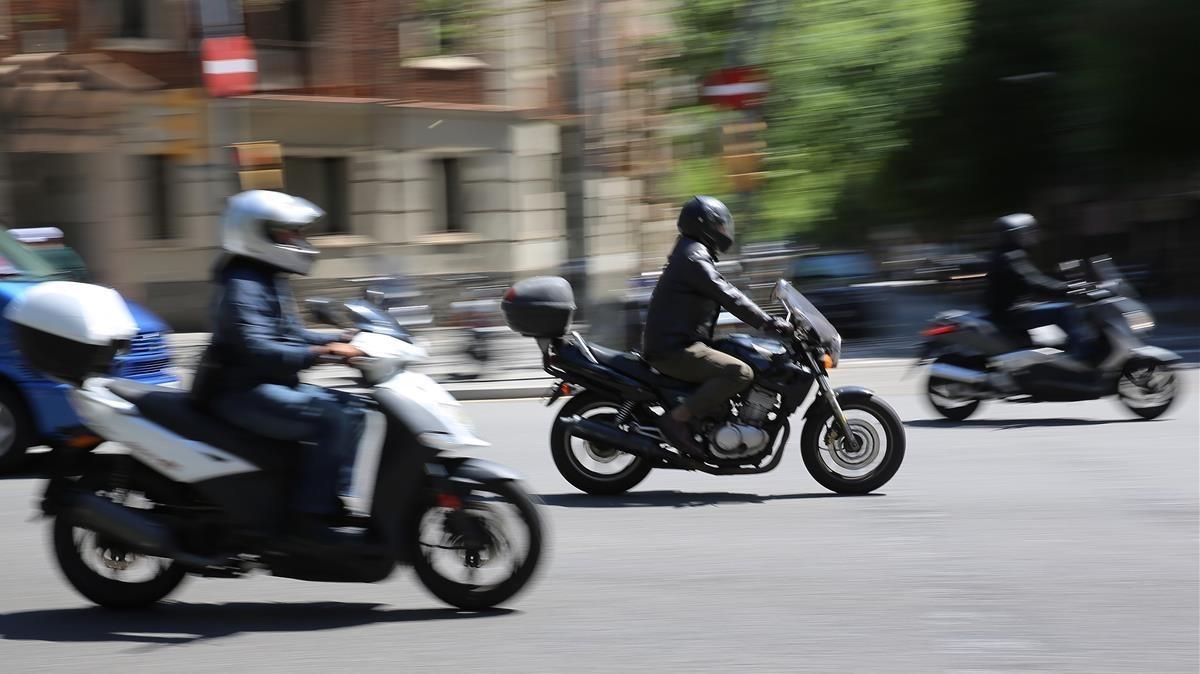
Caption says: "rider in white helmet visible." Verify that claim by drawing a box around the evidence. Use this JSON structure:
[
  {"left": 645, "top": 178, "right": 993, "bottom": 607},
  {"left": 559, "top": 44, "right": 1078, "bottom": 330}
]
[{"left": 192, "top": 189, "right": 366, "bottom": 548}]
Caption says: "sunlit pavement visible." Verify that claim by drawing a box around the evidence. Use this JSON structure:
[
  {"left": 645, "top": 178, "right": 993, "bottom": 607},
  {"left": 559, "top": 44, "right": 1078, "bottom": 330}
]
[{"left": 0, "top": 367, "right": 1194, "bottom": 673}]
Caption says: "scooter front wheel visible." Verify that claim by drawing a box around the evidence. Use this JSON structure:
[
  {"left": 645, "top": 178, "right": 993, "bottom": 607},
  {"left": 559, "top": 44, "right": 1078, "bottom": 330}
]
[{"left": 408, "top": 479, "right": 543, "bottom": 611}]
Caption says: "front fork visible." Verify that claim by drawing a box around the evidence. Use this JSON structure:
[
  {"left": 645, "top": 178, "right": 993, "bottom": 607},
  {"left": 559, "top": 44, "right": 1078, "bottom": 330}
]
[{"left": 804, "top": 352, "right": 858, "bottom": 451}]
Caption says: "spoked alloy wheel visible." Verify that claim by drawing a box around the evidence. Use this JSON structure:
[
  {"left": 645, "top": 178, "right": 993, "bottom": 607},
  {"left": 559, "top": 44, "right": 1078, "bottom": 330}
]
[
  {"left": 801, "top": 397, "right": 906, "bottom": 495},
  {"left": 52, "top": 484, "right": 186, "bottom": 609},
  {"left": 1118, "top": 361, "right": 1178, "bottom": 420},
  {"left": 551, "top": 393, "right": 652, "bottom": 495},
  {"left": 409, "top": 480, "right": 543, "bottom": 611}
]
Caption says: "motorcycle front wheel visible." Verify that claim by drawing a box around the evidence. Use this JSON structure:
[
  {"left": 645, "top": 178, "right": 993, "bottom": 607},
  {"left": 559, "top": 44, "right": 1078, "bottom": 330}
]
[
  {"left": 800, "top": 396, "right": 906, "bottom": 495},
  {"left": 408, "top": 479, "right": 543, "bottom": 611}
]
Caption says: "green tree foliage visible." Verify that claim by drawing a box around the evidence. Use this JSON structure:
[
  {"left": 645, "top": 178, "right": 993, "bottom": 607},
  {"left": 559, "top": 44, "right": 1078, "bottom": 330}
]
[
  {"left": 666, "top": 0, "right": 1200, "bottom": 242},
  {"left": 664, "top": 0, "right": 970, "bottom": 240}
]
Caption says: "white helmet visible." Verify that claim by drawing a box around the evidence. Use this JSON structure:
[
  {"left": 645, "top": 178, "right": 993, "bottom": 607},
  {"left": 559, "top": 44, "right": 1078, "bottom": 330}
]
[{"left": 220, "top": 190, "right": 324, "bottom": 275}]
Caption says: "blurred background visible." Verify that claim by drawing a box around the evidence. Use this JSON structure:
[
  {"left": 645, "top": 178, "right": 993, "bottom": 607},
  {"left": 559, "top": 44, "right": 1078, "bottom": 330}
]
[{"left": 0, "top": 0, "right": 1195, "bottom": 371}]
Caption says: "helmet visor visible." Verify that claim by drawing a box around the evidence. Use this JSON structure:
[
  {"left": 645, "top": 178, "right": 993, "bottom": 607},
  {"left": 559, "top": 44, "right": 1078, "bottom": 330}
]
[
  {"left": 712, "top": 214, "right": 734, "bottom": 252},
  {"left": 264, "top": 220, "right": 318, "bottom": 254}
]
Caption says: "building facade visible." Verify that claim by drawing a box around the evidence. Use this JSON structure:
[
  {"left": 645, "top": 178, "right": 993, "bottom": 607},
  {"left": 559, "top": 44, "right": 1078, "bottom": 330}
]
[{"left": 0, "top": 0, "right": 576, "bottom": 329}]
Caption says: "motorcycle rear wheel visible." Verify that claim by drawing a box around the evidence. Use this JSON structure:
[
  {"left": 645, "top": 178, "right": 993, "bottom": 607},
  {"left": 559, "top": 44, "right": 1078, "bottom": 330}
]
[{"left": 550, "top": 393, "right": 652, "bottom": 495}]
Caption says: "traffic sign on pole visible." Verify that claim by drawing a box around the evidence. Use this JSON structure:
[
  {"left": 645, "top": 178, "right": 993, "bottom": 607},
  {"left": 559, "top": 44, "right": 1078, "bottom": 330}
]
[
  {"left": 201, "top": 35, "right": 258, "bottom": 98},
  {"left": 702, "top": 67, "right": 769, "bottom": 110}
]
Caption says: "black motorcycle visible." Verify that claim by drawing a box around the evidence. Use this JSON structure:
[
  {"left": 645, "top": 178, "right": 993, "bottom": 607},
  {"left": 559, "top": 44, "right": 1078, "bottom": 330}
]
[
  {"left": 501, "top": 277, "right": 906, "bottom": 496},
  {"left": 916, "top": 255, "right": 1181, "bottom": 421}
]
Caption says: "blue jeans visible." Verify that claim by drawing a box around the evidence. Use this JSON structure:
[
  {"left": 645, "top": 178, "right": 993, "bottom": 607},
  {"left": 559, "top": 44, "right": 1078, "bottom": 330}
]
[
  {"left": 1016, "top": 302, "right": 1090, "bottom": 359},
  {"left": 212, "top": 384, "right": 366, "bottom": 516}
]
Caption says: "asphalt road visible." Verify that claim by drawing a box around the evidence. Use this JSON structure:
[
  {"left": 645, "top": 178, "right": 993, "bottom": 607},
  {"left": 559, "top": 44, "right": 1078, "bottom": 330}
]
[{"left": 0, "top": 367, "right": 1195, "bottom": 673}]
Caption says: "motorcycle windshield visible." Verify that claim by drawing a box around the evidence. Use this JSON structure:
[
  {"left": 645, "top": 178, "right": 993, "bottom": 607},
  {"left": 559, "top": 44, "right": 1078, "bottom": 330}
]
[
  {"left": 1089, "top": 256, "right": 1138, "bottom": 299},
  {"left": 773, "top": 280, "right": 842, "bottom": 353}
]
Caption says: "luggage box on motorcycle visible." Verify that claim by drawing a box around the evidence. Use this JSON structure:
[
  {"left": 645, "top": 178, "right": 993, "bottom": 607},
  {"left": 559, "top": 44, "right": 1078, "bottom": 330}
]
[
  {"left": 501, "top": 276, "right": 576, "bottom": 337},
  {"left": 3, "top": 281, "right": 138, "bottom": 385}
]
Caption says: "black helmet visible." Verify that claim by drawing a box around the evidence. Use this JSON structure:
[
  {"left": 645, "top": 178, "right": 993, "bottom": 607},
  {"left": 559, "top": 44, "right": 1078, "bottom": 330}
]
[
  {"left": 677, "top": 195, "right": 735, "bottom": 253},
  {"left": 995, "top": 213, "right": 1039, "bottom": 250}
]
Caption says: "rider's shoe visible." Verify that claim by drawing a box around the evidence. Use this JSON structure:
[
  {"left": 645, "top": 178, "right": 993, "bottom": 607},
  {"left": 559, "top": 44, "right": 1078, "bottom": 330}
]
[
  {"left": 285, "top": 514, "right": 374, "bottom": 553},
  {"left": 656, "top": 415, "right": 707, "bottom": 462}
]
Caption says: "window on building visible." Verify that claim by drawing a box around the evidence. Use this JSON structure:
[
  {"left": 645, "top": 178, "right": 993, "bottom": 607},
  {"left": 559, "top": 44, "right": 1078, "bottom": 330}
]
[
  {"left": 247, "top": 0, "right": 312, "bottom": 90},
  {"left": 146, "top": 154, "right": 174, "bottom": 240},
  {"left": 94, "top": 0, "right": 179, "bottom": 45},
  {"left": 283, "top": 156, "right": 349, "bottom": 235},
  {"left": 118, "top": 0, "right": 147, "bottom": 38},
  {"left": 435, "top": 157, "right": 465, "bottom": 233}
]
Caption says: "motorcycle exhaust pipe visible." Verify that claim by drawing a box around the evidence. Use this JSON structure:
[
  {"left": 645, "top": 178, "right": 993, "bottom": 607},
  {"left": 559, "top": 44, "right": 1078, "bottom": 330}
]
[
  {"left": 62, "top": 489, "right": 221, "bottom": 568},
  {"left": 66, "top": 490, "right": 177, "bottom": 557},
  {"left": 929, "top": 362, "right": 988, "bottom": 386},
  {"left": 563, "top": 416, "right": 678, "bottom": 464}
]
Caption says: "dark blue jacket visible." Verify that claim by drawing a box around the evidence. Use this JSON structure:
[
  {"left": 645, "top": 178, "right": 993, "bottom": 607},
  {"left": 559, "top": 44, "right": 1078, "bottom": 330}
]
[{"left": 193, "top": 256, "right": 338, "bottom": 398}]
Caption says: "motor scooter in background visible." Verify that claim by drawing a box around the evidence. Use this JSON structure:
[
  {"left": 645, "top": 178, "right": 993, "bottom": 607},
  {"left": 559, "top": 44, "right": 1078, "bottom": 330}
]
[
  {"left": 445, "top": 274, "right": 508, "bottom": 381},
  {"left": 916, "top": 256, "right": 1181, "bottom": 421}
]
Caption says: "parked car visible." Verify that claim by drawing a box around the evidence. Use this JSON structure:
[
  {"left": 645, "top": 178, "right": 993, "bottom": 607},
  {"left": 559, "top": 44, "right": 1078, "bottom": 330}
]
[
  {"left": 0, "top": 226, "right": 176, "bottom": 472},
  {"left": 786, "top": 250, "right": 883, "bottom": 336}
]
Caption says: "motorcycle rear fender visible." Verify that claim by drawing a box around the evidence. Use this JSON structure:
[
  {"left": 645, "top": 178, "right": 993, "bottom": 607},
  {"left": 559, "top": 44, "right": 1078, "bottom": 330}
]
[{"left": 1129, "top": 345, "right": 1182, "bottom": 365}]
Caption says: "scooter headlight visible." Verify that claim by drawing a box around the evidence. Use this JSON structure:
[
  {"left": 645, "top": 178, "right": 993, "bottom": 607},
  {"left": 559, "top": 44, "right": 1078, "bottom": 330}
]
[{"left": 1124, "top": 309, "right": 1155, "bottom": 333}]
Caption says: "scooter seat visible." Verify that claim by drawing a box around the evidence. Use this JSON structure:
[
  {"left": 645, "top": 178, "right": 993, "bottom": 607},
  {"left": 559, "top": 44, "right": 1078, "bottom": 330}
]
[
  {"left": 587, "top": 342, "right": 696, "bottom": 391},
  {"left": 105, "top": 379, "right": 297, "bottom": 473}
]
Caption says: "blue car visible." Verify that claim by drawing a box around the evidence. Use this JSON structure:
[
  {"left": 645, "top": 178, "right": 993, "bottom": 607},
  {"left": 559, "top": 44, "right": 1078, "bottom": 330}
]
[{"left": 0, "top": 228, "right": 176, "bottom": 472}]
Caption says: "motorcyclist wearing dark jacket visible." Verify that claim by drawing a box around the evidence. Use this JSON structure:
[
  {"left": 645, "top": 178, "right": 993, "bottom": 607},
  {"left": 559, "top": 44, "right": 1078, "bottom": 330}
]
[
  {"left": 642, "top": 196, "right": 791, "bottom": 459},
  {"left": 984, "top": 213, "right": 1088, "bottom": 361},
  {"left": 191, "top": 190, "right": 366, "bottom": 546}
]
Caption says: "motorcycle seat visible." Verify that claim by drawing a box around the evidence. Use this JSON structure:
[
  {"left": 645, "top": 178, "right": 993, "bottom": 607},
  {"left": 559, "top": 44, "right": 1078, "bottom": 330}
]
[
  {"left": 105, "top": 379, "right": 297, "bottom": 473},
  {"left": 586, "top": 342, "right": 696, "bottom": 391}
]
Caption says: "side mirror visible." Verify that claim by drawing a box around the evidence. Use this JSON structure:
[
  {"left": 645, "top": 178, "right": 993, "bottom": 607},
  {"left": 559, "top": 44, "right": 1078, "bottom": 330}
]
[
  {"left": 364, "top": 288, "right": 386, "bottom": 306},
  {"left": 306, "top": 298, "right": 342, "bottom": 326}
]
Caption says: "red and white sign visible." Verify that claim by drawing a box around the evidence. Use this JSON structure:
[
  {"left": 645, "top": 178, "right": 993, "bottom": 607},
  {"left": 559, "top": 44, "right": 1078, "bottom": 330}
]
[
  {"left": 201, "top": 35, "right": 258, "bottom": 98},
  {"left": 701, "top": 66, "right": 769, "bottom": 110}
]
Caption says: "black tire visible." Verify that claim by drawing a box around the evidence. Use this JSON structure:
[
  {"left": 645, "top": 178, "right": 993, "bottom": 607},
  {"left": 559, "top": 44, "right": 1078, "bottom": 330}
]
[
  {"left": 0, "top": 384, "right": 34, "bottom": 474},
  {"left": 925, "top": 356, "right": 983, "bottom": 421},
  {"left": 550, "top": 392, "right": 652, "bottom": 495},
  {"left": 409, "top": 479, "right": 543, "bottom": 611},
  {"left": 801, "top": 395, "right": 906, "bottom": 495},
  {"left": 51, "top": 473, "right": 187, "bottom": 610},
  {"left": 1118, "top": 360, "right": 1178, "bottom": 421}
]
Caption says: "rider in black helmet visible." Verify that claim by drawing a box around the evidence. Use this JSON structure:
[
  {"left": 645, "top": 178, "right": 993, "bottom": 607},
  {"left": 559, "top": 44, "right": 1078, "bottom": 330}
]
[
  {"left": 984, "top": 213, "right": 1089, "bottom": 362},
  {"left": 642, "top": 196, "right": 791, "bottom": 460}
]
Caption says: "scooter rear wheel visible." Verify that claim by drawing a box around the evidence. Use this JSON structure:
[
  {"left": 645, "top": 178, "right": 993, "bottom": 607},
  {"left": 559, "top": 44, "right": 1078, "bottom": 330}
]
[
  {"left": 1118, "top": 360, "right": 1177, "bottom": 420},
  {"left": 926, "top": 357, "right": 983, "bottom": 421},
  {"left": 52, "top": 472, "right": 187, "bottom": 610}
]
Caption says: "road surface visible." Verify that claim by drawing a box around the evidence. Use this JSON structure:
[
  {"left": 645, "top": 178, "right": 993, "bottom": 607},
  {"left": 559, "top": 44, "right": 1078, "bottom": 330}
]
[{"left": 0, "top": 366, "right": 1195, "bottom": 673}]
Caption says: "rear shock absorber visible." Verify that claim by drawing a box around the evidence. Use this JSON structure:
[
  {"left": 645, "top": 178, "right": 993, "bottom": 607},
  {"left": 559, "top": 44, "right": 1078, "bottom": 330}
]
[{"left": 614, "top": 401, "right": 637, "bottom": 426}]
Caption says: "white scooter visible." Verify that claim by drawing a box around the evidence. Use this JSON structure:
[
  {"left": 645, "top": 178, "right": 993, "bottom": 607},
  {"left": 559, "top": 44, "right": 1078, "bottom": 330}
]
[{"left": 5, "top": 282, "right": 543, "bottom": 611}]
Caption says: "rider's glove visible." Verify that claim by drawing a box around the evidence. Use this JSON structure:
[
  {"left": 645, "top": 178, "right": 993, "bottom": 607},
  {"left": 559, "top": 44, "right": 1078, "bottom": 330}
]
[{"left": 767, "top": 317, "right": 793, "bottom": 336}]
